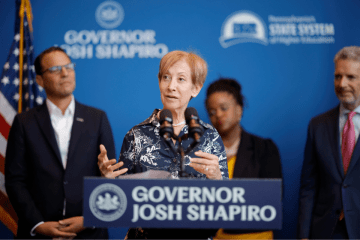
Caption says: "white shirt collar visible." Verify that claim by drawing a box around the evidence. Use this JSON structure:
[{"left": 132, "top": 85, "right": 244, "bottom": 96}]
[{"left": 46, "top": 95, "right": 75, "bottom": 117}]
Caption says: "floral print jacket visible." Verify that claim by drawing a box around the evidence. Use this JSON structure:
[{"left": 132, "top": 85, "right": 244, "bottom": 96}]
[{"left": 118, "top": 109, "right": 229, "bottom": 179}]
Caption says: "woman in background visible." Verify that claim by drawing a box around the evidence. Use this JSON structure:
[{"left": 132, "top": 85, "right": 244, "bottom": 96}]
[{"left": 206, "top": 78, "right": 282, "bottom": 239}]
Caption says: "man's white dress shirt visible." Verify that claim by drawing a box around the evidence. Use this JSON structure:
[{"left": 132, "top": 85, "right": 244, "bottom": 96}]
[{"left": 30, "top": 96, "right": 75, "bottom": 235}]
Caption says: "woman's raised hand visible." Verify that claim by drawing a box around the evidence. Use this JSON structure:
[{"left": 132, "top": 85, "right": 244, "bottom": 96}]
[
  {"left": 189, "top": 150, "right": 222, "bottom": 179},
  {"left": 98, "top": 144, "right": 128, "bottom": 178}
]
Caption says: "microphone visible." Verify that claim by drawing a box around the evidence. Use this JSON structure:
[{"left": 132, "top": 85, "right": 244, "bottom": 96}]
[
  {"left": 185, "top": 107, "right": 203, "bottom": 143},
  {"left": 159, "top": 109, "right": 174, "bottom": 142}
]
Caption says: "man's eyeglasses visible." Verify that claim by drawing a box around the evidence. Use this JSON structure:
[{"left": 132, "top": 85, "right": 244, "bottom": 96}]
[{"left": 42, "top": 63, "right": 76, "bottom": 74}]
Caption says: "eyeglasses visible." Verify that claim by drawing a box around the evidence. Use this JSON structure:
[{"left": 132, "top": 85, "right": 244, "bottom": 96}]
[{"left": 42, "top": 63, "right": 76, "bottom": 74}]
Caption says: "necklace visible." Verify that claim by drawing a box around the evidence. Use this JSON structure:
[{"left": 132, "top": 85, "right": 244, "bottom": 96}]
[{"left": 173, "top": 120, "right": 186, "bottom": 126}]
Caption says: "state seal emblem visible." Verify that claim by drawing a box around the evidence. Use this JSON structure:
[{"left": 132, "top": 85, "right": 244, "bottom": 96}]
[
  {"left": 89, "top": 183, "right": 127, "bottom": 222},
  {"left": 95, "top": 1, "right": 124, "bottom": 29}
]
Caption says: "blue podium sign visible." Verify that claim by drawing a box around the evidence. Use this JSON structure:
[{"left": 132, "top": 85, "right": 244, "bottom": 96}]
[{"left": 83, "top": 178, "right": 282, "bottom": 229}]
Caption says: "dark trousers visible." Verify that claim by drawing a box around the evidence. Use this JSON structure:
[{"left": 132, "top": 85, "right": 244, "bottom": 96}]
[{"left": 332, "top": 219, "right": 349, "bottom": 239}]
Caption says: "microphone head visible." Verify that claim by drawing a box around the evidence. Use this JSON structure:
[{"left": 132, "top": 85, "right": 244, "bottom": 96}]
[
  {"left": 185, "top": 107, "right": 203, "bottom": 141},
  {"left": 185, "top": 107, "right": 199, "bottom": 125},
  {"left": 159, "top": 109, "right": 174, "bottom": 139},
  {"left": 160, "top": 109, "right": 173, "bottom": 124}
]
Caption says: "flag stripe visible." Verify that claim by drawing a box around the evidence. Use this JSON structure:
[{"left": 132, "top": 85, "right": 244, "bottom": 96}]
[
  {"left": 0, "top": 155, "right": 4, "bottom": 175},
  {"left": 0, "top": 173, "right": 6, "bottom": 196},
  {"left": 0, "top": 115, "right": 11, "bottom": 141},
  {"left": 0, "top": 92, "right": 16, "bottom": 126},
  {"left": 0, "top": 133, "right": 7, "bottom": 159},
  {"left": 0, "top": 205, "right": 17, "bottom": 235}
]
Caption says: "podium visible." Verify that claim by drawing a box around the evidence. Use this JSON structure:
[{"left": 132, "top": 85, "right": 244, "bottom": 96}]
[{"left": 83, "top": 171, "right": 282, "bottom": 230}]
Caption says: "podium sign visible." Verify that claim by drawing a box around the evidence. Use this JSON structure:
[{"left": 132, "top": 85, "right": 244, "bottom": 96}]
[{"left": 83, "top": 178, "right": 282, "bottom": 229}]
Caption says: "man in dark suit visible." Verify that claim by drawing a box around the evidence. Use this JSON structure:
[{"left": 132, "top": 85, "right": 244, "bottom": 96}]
[
  {"left": 5, "top": 46, "right": 115, "bottom": 239},
  {"left": 298, "top": 46, "right": 360, "bottom": 239}
]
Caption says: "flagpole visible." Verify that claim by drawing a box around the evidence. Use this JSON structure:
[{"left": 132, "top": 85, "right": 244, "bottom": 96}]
[
  {"left": 0, "top": 0, "right": 44, "bottom": 235},
  {"left": 25, "top": 0, "right": 33, "bottom": 32},
  {"left": 18, "top": 0, "right": 25, "bottom": 113}
]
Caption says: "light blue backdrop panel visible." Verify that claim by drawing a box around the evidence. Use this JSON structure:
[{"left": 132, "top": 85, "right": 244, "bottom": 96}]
[{"left": 1, "top": 0, "right": 360, "bottom": 239}]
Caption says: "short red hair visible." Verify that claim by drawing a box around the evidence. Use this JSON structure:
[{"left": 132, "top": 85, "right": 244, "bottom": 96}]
[{"left": 158, "top": 50, "right": 207, "bottom": 87}]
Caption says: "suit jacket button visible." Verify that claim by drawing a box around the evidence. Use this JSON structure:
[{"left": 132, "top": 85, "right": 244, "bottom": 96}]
[
  {"left": 343, "top": 184, "right": 348, "bottom": 188},
  {"left": 64, "top": 181, "right": 68, "bottom": 185}
]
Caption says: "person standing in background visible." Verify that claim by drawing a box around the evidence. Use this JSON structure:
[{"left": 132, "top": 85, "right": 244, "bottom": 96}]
[
  {"left": 5, "top": 46, "right": 115, "bottom": 239},
  {"left": 205, "top": 78, "right": 282, "bottom": 239},
  {"left": 298, "top": 46, "right": 360, "bottom": 239}
]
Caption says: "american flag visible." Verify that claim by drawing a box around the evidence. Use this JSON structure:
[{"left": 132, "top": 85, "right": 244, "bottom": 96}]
[{"left": 0, "top": 0, "right": 46, "bottom": 235}]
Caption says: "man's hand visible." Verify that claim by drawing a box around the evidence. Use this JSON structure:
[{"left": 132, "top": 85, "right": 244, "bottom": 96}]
[
  {"left": 98, "top": 144, "right": 128, "bottom": 178},
  {"left": 35, "top": 221, "right": 77, "bottom": 238},
  {"left": 58, "top": 216, "right": 85, "bottom": 234}
]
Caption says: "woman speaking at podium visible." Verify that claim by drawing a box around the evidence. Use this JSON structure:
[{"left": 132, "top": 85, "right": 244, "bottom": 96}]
[
  {"left": 205, "top": 78, "right": 282, "bottom": 240},
  {"left": 98, "top": 50, "right": 228, "bottom": 239}
]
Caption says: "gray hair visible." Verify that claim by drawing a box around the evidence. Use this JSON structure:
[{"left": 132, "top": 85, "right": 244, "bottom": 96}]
[{"left": 334, "top": 46, "right": 360, "bottom": 64}]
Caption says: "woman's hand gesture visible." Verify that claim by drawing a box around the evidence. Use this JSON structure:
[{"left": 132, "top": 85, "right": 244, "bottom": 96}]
[{"left": 98, "top": 144, "right": 128, "bottom": 178}]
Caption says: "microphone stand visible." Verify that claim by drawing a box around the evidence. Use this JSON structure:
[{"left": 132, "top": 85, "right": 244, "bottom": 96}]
[
  {"left": 169, "top": 134, "right": 201, "bottom": 178},
  {"left": 177, "top": 136, "right": 188, "bottom": 178},
  {"left": 161, "top": 107, "right": 204, "bottom": 178},
  {"left": 162, "top": 128, "right": 203, "bottom": 178}
]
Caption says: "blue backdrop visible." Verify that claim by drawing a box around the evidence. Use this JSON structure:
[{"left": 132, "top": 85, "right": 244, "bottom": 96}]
[{"left": 1, "top": 0, "right": 360, "bottom": 239}]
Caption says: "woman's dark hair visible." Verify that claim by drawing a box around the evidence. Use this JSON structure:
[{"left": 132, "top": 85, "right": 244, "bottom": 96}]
[{"left": 205, "top": 77, "right": 245, "bottom": 107}]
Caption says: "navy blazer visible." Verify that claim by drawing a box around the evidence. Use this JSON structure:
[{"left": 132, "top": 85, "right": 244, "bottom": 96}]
[
  {"left": 5, "top": 101, "right": 115, "bottom": 239},
  {"left": 298, "top": 106, "right": 360, "bottom": 239}
]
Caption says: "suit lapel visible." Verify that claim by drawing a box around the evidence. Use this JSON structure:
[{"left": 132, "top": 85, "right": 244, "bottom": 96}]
[
  {"left": 67, "top": 101, "right": 84, "bottom": 165},
  {"left": 326, "top": 106, "right": 344, "bottom": 178},
  {"left": 35, "top": 103, "right": 62, "bottom": 165}
]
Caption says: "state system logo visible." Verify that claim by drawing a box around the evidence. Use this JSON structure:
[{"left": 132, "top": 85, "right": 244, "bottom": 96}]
[
  {"left": 89, "top": 183, "right": 127, "bottom": 222},
  {"left": 95, "top": 0, "right": 124, "bottom": 29},
  {"left": 219, "top": 10, "right": 268, "bottom": 48}
]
